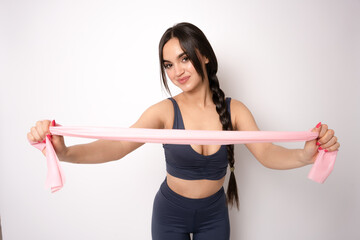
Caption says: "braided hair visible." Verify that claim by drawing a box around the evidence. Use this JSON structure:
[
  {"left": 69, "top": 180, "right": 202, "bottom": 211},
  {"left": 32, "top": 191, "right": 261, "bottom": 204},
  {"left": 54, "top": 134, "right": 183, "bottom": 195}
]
[{"left": 159, "top": 22, "right": 239, "bottom": 209}]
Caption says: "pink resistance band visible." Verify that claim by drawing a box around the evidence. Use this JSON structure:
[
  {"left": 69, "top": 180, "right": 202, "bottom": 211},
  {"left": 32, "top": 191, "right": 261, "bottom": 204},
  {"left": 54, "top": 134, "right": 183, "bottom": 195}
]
[{"left": 30, "top": 125, "right": 338, "bottom": 193}]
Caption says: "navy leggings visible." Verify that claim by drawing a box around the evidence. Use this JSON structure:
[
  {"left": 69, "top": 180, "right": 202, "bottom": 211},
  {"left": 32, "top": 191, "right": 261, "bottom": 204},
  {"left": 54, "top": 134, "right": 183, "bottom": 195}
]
[{"left": 151, "top": 178, "right": 230, "bottom": 240}]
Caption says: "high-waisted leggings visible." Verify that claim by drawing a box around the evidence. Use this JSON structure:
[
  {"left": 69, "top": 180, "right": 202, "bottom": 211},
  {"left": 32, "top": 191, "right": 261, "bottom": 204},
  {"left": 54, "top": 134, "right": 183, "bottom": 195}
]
[{"left": 151, "top": 178, "right": 230, "bottom": 240}]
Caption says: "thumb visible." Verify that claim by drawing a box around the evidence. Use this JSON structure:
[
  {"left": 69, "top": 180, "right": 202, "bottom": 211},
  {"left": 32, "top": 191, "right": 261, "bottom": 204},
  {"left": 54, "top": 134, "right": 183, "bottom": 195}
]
[
  {"left": 41, "top": 120, "right": 56, "bottom": 157},
  {"left": 311, "top": 122, "right": 322, "bottom": 133},
  {"left": 307, "top": 122, "right": 321, "bottom": 146},
  {"left": 45, "top": 119, "right": 56, "bottom": 138},
  {"left": 48, "top": 119, "right": 60, "bottom": 136},
  {"left": 303, "top": 122, "right": 322, "bottom": 163},
  {"left": 51, "top": 119, "right": 56, "bottom": 127}
]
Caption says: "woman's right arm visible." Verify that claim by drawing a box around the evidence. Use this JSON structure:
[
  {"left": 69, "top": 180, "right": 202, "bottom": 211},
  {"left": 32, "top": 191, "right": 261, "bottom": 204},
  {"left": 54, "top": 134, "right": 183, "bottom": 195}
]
[{"left": 27, "top": 100, "right": 171, "bottom": 164}]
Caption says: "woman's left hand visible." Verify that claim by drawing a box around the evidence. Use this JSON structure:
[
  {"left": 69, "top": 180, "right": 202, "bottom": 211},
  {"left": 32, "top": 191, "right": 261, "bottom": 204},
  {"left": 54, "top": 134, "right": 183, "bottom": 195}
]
[{"left": 302, "top": 122, "right": 340, "bottom": 164}]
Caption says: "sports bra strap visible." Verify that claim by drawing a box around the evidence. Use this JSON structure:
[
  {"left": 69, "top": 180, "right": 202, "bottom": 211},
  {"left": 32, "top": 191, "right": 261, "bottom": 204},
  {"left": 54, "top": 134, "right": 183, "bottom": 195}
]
[
  {"left": 168, "top": 98, "right": 185, "bottom": 129},
  {"left": 226, "top": 97, "right": 231, "bottom": 120}
]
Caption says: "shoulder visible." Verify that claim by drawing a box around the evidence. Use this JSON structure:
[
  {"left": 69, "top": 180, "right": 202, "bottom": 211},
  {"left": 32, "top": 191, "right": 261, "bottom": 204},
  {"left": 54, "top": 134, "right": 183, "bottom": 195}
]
[
  {"left": 228, "top": 98, "right": 249, "bottom": 112},
  {"left": 134, "top": 98, "right": 174, "bottom": 129},
  {"left": 146, "top": 98, "right": 173, "bottom": 112},
  {"left": 142, "top": 98, "right": 174, "bottom": 122},
  {"left": 227, "top": 98, "right": 250, "bottom": 114},
  {"left": 228, "top": 98, "right": 258, "bottom": 131}
]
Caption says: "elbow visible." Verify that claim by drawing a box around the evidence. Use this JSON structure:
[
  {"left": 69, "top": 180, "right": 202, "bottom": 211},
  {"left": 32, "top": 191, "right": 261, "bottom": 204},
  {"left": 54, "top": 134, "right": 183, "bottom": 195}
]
[
  {"left": 257, "top": 158, "right": 276, "bottom": 169},
  {"left": 255, "top": 143, "right": 277, "bottom": 169}
]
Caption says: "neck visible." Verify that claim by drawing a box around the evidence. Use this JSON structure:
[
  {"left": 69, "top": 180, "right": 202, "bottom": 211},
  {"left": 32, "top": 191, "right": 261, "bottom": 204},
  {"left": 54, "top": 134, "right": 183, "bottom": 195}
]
[{"left": 181, "top": 77, "right": 213, "bottom": 108}]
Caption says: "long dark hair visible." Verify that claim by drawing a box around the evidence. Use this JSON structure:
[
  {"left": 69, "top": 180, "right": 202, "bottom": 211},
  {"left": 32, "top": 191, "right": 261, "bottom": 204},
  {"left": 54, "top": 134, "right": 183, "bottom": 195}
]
[{"left": 159, "top": 22, "right": 239, "bottom": 209}]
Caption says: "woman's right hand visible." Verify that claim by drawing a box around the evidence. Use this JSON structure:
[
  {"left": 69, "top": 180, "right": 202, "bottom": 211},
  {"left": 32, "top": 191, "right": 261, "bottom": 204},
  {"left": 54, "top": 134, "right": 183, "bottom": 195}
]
[{"left": 27, "top": 120, "right": 67, "bottom": 158}]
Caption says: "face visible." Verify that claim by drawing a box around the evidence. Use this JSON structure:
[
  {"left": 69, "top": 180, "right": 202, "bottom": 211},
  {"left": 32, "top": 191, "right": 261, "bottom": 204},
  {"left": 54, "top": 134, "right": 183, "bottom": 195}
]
[{"left": 162, "top": 38, "right": 209, "bottom": 92}]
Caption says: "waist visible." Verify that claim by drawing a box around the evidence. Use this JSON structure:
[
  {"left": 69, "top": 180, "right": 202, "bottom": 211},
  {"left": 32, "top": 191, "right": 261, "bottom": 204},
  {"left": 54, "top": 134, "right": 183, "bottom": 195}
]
[{"left": 166, "top": 173, "right": 225, "bottom": 199}]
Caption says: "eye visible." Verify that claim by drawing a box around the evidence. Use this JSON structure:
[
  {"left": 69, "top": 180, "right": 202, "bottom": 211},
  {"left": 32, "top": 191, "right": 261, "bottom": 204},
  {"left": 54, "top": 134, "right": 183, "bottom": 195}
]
[
  {"left": 164, "top": 63, "right": 172, "bottom": 69},
  {"left": 181, "top": 56, "right": 189, "bottom": 62}
]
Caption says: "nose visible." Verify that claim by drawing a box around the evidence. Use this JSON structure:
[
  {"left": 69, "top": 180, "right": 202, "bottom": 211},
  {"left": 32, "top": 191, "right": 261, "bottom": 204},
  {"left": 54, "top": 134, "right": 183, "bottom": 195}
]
[{"left": 174, "top": 63, "right": 184, "bottom": 77}]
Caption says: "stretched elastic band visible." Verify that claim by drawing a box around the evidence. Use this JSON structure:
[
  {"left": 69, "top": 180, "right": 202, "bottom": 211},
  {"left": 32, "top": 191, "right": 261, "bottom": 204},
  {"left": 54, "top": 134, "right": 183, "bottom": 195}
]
[{"left": 29, "top": 124, "right": 338, "bottom": 192}]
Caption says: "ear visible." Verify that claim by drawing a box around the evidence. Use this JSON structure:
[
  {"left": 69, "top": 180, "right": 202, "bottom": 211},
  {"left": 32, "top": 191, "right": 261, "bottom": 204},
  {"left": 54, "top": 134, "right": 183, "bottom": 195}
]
[{"left": 204, "top": 57, "right": 209, "bottom": 64}]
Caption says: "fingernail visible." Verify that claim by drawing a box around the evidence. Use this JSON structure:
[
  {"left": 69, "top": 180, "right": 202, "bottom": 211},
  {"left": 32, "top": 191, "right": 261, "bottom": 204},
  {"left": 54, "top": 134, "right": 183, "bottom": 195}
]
[
  {"left": 318, "top": 146, "right": 323, "bottom": 150},
  {"left": 51, "top": 120, "right": 56, "bottom": 126},
  {"left": 325, "top": 149, "right": 328, "bottom": 152},
  {"left": 316, "top": 142, "right": 321, "bottom": 146},
  {"left": 316, "top": 122, "right": 321, "bottom": 128}
]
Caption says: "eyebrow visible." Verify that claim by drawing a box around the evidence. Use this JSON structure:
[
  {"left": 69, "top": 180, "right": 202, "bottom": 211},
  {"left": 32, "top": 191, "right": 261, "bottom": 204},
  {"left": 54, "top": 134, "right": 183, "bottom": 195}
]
[{"left": 163, "top": 52, "right": 187, "bottom": 63}]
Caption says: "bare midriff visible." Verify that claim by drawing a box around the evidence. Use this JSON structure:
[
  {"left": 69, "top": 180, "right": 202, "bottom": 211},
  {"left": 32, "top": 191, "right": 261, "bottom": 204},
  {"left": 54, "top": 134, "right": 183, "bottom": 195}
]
[{"left": 166, "top": 173, "right": 226, "bottom": 199}]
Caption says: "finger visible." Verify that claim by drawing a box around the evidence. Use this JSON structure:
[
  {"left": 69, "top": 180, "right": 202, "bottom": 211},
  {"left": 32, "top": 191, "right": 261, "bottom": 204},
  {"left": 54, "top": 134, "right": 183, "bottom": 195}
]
[
  {"left": 320, "top": 135, "right": 337, "bottom": 149},
  {"left": 27, "top": 132, "right": 36, "bottom": 142},
  {"left": 36, "top": 121, "right": 46, "bottom": 138},
  {"left": 41, "top": 120, "right": 52, "bottom": 135},
  {"left": 44, "top": 120, "right": 52, "bottom": 133},
  {"left": 325, "top": 142, "right": 340, "bottom": 152},
  {"left": 318, "top": 128, "right": 335, "bottom": 145},
  {"left": 30, "top": 126, "right": 42, "bottom": 142},
  {"left": 318, "top": 124, "right": 328, "bottom": 139}
]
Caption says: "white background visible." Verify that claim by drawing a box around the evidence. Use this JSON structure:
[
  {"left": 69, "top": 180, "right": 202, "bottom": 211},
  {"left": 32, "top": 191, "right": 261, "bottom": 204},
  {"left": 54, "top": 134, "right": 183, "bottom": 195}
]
[{"left": 1, "top": 0, "right": 359, "bottom": 239}]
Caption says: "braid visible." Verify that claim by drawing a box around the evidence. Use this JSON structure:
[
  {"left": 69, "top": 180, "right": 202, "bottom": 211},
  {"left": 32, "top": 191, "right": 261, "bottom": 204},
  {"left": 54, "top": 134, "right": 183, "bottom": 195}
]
[
  {"left": 158, "top": 22, "right": 239, "bottom": 208},
  {"left": 209, "top": 74, "right": 239, "bottom": 209}
]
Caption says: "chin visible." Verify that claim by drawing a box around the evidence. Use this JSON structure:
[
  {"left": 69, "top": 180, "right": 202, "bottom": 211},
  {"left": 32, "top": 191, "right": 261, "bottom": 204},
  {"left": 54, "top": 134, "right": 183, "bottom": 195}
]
[{"left": 179, "top": 84, "right": 195, "bottom": 92}]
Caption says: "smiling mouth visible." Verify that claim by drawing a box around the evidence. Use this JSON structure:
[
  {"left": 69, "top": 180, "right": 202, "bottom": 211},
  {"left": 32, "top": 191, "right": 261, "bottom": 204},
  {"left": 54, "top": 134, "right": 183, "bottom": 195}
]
[{"left": 178, "top": 76, "right": 190, "bottom": 84}]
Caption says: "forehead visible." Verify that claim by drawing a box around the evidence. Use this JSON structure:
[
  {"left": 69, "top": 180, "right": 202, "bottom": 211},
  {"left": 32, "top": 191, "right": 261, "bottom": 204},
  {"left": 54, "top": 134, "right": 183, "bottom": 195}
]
[{"left": 162, "top": 38, "right": 185, "bottom": 61}]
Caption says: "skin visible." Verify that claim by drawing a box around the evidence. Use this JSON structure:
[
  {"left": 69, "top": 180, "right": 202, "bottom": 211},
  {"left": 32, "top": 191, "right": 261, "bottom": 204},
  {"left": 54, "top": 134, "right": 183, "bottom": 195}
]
[{"left": 27, "top": 37, "right": 340, "bottom": 199}]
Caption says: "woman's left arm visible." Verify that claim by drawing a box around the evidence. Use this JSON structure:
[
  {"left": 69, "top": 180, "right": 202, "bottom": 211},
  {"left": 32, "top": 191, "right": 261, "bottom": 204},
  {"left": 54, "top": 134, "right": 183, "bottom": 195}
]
[{"left": 231, "top": 99, "right": 340, "bottom": 170}]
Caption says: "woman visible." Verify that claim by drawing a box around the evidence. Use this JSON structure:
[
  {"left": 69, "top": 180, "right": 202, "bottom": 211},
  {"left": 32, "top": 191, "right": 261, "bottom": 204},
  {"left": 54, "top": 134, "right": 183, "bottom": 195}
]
[{"left": 27, "top": 22, "right": 340, "bottom": 240}]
